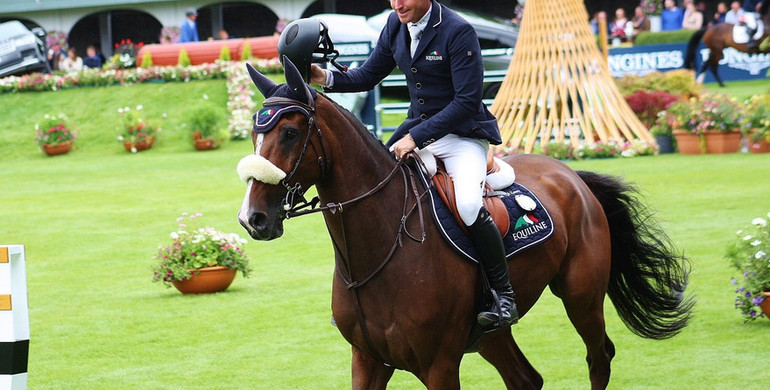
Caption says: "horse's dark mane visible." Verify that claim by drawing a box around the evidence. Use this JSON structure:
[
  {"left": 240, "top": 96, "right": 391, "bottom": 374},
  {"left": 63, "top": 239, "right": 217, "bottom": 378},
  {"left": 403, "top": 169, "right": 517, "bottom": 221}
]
[{"left": 318, "top": 91, "right": 393, "bottom": 157}]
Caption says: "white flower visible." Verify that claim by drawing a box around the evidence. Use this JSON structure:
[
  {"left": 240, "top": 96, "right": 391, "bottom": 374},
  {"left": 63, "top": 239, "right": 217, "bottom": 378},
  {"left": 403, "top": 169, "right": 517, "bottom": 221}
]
[
  {"left": 170, "top": 232, "right": 178, "bottom": 239},
  {"left": 752, "top": 217, "right": 767, "bottom": 227},
  {"left": 751, "top": 240, "right": 762, "bottom": 246},
  {"left": 743, "top": 235, "right": 753, "bottom": 241},
  {"left": 755, "top": 250, "right": 767, "bottom": 259},
  {"left": 136, "top": 104, "right": 143, "bottom": 111},
  {"left": 736, "top": 230, "right": 743, "bottom": 235}
]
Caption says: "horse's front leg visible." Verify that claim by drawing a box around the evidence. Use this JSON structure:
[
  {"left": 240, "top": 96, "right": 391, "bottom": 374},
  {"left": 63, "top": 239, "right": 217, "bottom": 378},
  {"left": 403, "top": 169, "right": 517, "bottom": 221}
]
[{"left": 352, "top": 346, "right": 394, "bottom": 390}]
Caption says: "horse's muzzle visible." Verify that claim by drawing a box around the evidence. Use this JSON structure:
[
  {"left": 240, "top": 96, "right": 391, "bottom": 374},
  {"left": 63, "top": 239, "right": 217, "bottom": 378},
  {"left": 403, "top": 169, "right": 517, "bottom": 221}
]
[{"left": 239, "top": 209, "right": 284, "bottom": 241}]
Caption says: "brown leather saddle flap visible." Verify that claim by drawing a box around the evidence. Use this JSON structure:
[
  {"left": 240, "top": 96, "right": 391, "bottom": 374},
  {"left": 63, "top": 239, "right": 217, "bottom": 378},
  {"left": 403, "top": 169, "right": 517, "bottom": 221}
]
[{"left": 430, "top": 160, "right": 510, "bottom": 237}]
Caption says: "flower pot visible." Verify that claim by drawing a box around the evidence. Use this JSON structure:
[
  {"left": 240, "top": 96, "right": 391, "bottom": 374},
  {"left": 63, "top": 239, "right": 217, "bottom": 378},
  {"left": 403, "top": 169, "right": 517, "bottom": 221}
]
[
  {"left": 762, "top": 292, "right": 770, "bottom": 319},
  {"left": 42, "top": 140, "right": 73, "bottom": 156},
  {"left": 654, "top": 135, "right": 675, "bottom": 154},
  {"left": 672, "top": 130, "right": 702, "bottom": 154},
  {"left": 194, "top": 138, "right": 217, "bottom": 151},
  {"left": 748, "top": 132, "right": 770, "bottom": 153},
  {"left": 124, "top": 135, "right": 155, "bottom": 152},
  {"left": 703, "top": 130, "right": 741, "bottom": 154},
  {"left": 171, "top": 266, "right": 237, "bottom": 294}
]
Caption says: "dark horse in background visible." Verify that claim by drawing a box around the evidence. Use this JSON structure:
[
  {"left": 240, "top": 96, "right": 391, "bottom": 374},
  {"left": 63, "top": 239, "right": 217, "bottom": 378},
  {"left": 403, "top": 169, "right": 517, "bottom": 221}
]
[
  {"left": 686, "top": 2, "right": 770, "bottom": 86},
  {"left": 237, "top": 59, "right": 694, "bottom": 389}
]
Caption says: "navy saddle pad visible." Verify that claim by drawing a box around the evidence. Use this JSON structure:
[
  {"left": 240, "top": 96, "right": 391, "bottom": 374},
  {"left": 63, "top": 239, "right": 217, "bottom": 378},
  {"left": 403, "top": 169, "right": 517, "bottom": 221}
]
[{"left": 415, "top": 166, "right": 555, "bottom": 263}]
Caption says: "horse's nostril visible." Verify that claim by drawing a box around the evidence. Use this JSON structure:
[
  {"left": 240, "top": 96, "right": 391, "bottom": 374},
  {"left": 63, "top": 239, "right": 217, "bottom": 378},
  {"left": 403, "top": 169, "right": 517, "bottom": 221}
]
[{"left": 250, "top": 212, "right": 268, "bottom": 231}]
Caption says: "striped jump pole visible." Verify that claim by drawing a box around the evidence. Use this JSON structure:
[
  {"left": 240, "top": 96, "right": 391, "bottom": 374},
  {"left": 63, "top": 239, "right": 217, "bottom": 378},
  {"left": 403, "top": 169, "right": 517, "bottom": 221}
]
[{"left": 0, "top": 245, "right": 29, "bottom": 389}]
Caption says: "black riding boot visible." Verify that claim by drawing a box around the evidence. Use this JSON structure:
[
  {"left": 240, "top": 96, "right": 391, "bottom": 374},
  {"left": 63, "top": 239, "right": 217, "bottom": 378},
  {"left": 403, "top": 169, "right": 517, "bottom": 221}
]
[
  {"left": 747, "top": 29, "right": 758, "bottom": 51},
  {"left": 467, "top": 208, "right": 518, "bottom": 328}
]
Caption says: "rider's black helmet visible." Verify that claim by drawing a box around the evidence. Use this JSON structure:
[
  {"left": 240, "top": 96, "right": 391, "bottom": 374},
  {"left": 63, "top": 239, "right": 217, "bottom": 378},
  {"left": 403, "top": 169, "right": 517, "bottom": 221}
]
[{"left": 278, "top": 18, "right": 340, "bottom": 82}]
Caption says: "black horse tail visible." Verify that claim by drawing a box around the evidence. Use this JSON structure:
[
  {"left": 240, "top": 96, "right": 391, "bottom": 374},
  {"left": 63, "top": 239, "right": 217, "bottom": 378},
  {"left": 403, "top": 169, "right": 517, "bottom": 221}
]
[
  {"left": 576, "top": 171, "right": 695, "bottom": 340},
  {"left": 684, "top": 28, "right": 707, "bottom": 69}
]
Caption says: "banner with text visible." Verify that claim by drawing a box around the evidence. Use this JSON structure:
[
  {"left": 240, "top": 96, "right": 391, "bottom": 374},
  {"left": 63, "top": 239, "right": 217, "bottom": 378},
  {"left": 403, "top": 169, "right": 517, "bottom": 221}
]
[{"left": 607, "top": 43, "right": 770, "bottom": 83}]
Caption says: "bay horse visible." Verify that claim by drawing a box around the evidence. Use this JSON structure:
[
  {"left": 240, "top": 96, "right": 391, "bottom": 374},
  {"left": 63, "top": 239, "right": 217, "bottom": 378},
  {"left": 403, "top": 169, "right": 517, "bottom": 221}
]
[
  {"left": 236, "top": 59, "right": 693, "bottom": 389},
  {"left": 685, "top": 3, "right": 770, "bottom": 86}
]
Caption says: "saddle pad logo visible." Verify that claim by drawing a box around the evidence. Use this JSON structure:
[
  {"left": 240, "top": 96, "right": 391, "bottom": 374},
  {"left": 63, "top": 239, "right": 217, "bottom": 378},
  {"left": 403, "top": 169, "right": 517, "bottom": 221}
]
[
  {"left": 512, "top": 212, "right": 550, "bottom": 241},
  {"left": 261, "top": 109, "right": 275, "bottom": 116},
  {"left": 425, "top": 50, "right": 443, "bottom": 61}
]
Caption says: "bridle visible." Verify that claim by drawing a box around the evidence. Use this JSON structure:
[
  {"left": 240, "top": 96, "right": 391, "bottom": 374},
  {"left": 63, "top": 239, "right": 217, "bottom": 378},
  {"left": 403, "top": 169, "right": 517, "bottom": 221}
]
[
  {"left": 255, "top": 93, "right": 429, "bottom": 365},
  {"left": 258, "top": 95, "right": 330, "bottom": 215}
]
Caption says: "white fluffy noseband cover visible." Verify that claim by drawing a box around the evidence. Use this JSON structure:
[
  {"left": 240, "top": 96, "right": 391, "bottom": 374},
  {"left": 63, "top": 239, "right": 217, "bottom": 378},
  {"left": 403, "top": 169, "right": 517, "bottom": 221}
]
[{"left": 237, "top": 154, "right": 287, "bottom": 185}]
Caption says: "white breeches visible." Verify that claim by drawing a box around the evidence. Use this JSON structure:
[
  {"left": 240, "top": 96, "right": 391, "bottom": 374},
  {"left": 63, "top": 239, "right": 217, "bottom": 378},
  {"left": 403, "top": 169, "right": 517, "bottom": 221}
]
[{"left": 414, "top": 133, "right": 489, "bottom": 226}]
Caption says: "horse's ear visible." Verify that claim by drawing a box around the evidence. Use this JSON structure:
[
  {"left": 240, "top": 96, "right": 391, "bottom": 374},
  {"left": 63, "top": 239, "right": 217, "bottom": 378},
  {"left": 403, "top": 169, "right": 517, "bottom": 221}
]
[
  {"left": 282, "top": 55, "right": 313, "bottom": 105},
  {"left": 246, "top": 62, "right": 277, "bottom": 98}
]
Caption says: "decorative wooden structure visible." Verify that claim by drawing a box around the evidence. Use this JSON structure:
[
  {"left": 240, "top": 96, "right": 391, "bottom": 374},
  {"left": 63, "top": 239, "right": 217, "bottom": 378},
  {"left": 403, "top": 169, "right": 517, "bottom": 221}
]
[{"left": 490, "top": 0, "right": 652, "bottom": 153}]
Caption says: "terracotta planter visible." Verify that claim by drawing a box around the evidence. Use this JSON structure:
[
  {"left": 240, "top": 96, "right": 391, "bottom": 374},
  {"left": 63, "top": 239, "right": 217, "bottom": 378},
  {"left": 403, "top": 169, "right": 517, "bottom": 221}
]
[
  {"left": 194, "top": 138, "right": 218, "bottom": 151},
  {"left": 672, "top": 130, "right": 703, "bottom": 154},
  {"left": 171, "top": 266, "right": 237, "bottom": 294},
  {"left": 703, "top": 130, "right": 741, "bottom": 154},
  {"left": 762, "top": 292, "right": 770, "bottom": 319},
  {"left": 748, "top": 131, "right": 770, "bottom": 153},
  {"left": 42, "top": 140, "right": 73, "bottom": 156},
  {"left": 124, "top": 135, "right": 155, "bottom": 152}
]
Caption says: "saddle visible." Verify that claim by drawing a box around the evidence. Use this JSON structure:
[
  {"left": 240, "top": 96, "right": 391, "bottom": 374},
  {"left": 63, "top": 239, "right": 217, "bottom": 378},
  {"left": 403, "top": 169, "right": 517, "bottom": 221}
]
[{"left": 431, "top": 157, "right": 511, "bottom": 237}]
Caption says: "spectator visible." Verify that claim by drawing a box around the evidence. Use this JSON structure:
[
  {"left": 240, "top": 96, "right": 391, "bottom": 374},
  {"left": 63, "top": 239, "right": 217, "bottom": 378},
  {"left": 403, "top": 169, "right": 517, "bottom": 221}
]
[
  {"left": 610, "top": 8, "right": 629, "bottom": 42},
  {"left": 682, "top": 1, "right": 704, "bottom": 29},
  {"left": 632, "top": 6, "right": 651, "bottom": 38},
  {"left": 661, "top": 0, "right": 685, "bottom": 30},
  {"left": 725, "top": 1, "right": 745, "bottom": 24},
  {"left": 83, "top": 45, "right": 102, "bottom": 68},
  {"left": 179, "top": 8, "right": 199, "bottom": 43},
  {"left": 59, "top": 48, "right": 83, "bottom": 71},
  {"left": 743, "top": 0, "right": 762, "bottom": 13},
  {"left": 590, "top": 11, "right": 609, "bottom": 35},
  {"left": 712, "top": 2, "right": 728, "bottom": 24},
  {"left": 47, "top": 43, "right": 66, "bottom": 71},
  {"left": 217, "top": 29, "right": 231, "bottom": 40}
]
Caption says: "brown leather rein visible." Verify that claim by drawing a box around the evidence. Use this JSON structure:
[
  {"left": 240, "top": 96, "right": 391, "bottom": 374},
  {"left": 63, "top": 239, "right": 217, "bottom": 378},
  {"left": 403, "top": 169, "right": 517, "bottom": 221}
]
[{"left": 265, "top": 94, "right": 429, "bottom": 365}]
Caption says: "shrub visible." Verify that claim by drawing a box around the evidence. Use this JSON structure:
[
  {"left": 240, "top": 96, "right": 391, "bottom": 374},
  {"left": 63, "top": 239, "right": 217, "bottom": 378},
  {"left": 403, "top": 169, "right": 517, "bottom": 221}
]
[
  {"left": 178, "top": 49, "right": 191, "bottom": 67},
  {"left": 616, "top": 69, "right": 701, "bottom": 98},
  {"left": 219, "top": 45, "right": 232, "bottom": 62},
  {"left": 241, "top": 41, "right": 252, "bottom": 61},
  {"left": 140, "top": 51, "right": 153, "bottom": 68},
  {"left": 634, "top": 30, "right": 697, "bottom": 45},
  {"left": 625, "top": 90, "right": 680, "bottom": 128}
]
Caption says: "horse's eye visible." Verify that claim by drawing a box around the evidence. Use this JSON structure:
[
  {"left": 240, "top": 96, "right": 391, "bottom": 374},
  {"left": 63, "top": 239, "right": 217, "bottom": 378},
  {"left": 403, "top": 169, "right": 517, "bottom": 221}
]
[{"left": 284, "top": 128, "right": 299, "bottom": 140}]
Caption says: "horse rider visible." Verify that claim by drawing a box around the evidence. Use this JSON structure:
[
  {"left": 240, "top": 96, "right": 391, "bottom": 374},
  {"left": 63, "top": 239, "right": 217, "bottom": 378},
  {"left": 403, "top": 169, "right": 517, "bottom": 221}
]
[
  {"left": 741, "top": 0, "right": 763, "bottom": 49},
  {"left": 308, "top": 0, "right": 518, "bottom": 329}
]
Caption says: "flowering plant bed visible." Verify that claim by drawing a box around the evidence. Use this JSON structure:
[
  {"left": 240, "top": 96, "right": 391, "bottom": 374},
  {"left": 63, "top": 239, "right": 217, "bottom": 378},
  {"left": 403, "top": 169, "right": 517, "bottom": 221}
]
[
  {"left": 152, "top": 212, "right": 252, "bottom": 288},
  {"left": 36, "top": 113, "right": 76, "bottom": 155},
  {"left": 117, "top": 105, "right": 160, "bottom": 153},
  {"left": 728, "top": 213, "right": 770, "bottom": 322}
]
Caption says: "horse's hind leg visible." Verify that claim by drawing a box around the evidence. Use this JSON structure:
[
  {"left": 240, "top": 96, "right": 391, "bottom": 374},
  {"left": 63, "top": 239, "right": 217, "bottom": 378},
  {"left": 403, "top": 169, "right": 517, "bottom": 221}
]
[
  {"left": 478, "top": 330, "right": 543, "bottom": 389},
  {"left": 352, "top": 346, "right": 395, "bottom": 390},
  {"left": 558, "top": 252, "right": 614, "bottom": 389}
]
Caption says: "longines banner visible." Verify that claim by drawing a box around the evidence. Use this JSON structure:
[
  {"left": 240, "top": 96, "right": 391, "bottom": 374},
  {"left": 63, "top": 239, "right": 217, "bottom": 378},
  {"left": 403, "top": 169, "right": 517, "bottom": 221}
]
[{"left": 608, "top": 43, "right": 770, "bottom": 83}]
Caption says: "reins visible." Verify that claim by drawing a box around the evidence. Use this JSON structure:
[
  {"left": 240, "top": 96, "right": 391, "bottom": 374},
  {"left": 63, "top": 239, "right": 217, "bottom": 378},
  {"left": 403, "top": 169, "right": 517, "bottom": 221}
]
[{"left": 267, "top": 94, "right": 428, "bottom": 365}]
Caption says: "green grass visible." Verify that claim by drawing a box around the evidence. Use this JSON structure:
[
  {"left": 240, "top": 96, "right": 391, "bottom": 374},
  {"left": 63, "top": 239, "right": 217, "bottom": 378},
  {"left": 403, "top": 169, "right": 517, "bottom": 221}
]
[{"left": 1, "top": 79, "right": 769, "bottom": 389}]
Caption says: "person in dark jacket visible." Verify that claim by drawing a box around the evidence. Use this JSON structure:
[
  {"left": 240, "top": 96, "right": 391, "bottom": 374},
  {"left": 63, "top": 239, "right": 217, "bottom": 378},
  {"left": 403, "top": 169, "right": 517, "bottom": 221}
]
[{"left": 310, "top": 0, "right": 517, "bottom": 329}]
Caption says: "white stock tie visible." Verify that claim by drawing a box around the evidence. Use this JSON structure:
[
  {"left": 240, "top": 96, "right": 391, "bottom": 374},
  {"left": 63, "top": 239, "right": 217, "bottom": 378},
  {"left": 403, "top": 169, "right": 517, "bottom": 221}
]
[{"left": 408, "top": 23, "right": 422, "bottom": 57}]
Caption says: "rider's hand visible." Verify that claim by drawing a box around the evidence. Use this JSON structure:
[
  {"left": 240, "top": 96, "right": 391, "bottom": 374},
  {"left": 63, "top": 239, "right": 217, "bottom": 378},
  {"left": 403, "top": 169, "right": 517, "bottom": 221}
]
[
  {"left": 392, "top": 134, "right": 417, "bottom": 160},
  {"left": 310, "top": 65, "right": 327, "bottom": 85}
]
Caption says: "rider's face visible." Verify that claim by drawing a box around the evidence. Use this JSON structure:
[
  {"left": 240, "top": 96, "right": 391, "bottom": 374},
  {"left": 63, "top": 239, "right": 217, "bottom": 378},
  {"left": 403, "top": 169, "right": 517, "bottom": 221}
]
[{"left": 390, "top": 0, "right": 431, "bottom": 24}]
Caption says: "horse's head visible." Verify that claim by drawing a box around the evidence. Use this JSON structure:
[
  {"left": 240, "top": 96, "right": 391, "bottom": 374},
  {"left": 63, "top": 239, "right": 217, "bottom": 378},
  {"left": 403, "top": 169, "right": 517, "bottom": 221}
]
[{"left": 237, "top": 58, "right": 327, "bottom": 240}]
